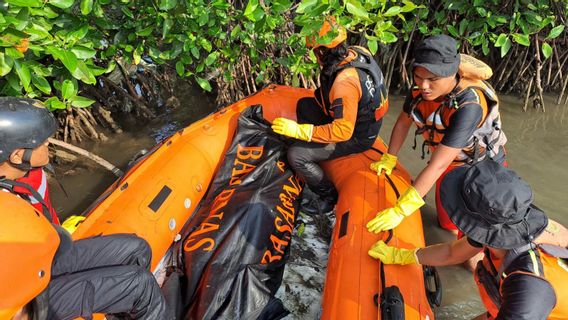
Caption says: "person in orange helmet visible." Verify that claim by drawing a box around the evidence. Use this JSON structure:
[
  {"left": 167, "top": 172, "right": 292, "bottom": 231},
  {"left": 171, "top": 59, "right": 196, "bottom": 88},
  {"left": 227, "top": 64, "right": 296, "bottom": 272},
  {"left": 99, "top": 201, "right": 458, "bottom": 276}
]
[
  {"left": 272, "top": 16, "right": 389, "bottom": 214},
  {"left": 0, "top": 97, "right": 171, "bottom": 320}
]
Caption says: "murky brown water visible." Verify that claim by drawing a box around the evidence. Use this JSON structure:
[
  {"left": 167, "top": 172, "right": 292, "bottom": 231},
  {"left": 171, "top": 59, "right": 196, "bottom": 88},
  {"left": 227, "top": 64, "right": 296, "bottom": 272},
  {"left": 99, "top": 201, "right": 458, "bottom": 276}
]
[
  {"left": 51, "top": 88, "right": 567, "bottom": 319},
  {"left": 50, "top": 81, "right": 214, "bottom": 217}
]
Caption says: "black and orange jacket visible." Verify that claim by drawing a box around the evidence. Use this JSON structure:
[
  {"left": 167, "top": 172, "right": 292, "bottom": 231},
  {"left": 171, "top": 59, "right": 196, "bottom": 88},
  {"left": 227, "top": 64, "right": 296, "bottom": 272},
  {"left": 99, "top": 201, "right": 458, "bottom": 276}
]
[
  {"left": 474, "top": 245, "right": 568, "bottom": 319},
  {"left": 311, "top": 46, "right": 388, "bottom": 143}
]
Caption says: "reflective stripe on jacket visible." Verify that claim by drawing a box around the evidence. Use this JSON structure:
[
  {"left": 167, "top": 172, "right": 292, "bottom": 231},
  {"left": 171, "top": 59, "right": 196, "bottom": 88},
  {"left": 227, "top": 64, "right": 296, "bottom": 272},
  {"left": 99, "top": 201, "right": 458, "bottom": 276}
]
[
  {"left": 474, "top": 245, "right": 568, "bottom": 319},
  {"left": 13, "top": 168, "right": 59, "bottom": 224}
]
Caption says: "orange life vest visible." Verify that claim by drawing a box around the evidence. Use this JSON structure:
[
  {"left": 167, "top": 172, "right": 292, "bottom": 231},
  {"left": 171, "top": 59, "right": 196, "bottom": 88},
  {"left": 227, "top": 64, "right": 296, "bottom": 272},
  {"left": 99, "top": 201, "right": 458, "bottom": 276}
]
[
  {"left": 0, "top": 192, "right": 59, "bottom": 319},
  {"left": 408, "top": 55, "right": 507, "bottom": 164},
  {"left": 474, "top": 244, "right": 568, "bottom": 319}
]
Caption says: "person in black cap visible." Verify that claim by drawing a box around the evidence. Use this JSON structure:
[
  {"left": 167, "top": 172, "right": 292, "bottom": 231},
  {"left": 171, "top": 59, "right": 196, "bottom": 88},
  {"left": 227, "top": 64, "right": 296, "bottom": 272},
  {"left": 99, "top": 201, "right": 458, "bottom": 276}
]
[
  {"left": 365, "top": 34, "right": 509, "bottom": 236},
  {"left": 367, "top": 160, "right": 568, "bottom": 320}
]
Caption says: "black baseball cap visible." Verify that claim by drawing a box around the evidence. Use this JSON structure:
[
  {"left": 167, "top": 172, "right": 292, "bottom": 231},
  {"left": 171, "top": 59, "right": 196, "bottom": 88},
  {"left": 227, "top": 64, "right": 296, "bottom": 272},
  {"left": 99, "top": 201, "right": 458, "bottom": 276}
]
[
  {"left": 412, "top": 35, "right": 460, "bottom": 77},
  {"left": 440, "top": 160, "right": 548, "bottom": 249}
]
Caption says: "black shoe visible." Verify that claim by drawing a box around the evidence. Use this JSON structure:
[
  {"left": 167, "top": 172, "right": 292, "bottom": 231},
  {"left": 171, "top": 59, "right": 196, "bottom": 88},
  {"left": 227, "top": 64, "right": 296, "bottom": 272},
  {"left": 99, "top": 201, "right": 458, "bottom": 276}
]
[{"left": 300, "top": 196, "right": 336, "bottom": 215}]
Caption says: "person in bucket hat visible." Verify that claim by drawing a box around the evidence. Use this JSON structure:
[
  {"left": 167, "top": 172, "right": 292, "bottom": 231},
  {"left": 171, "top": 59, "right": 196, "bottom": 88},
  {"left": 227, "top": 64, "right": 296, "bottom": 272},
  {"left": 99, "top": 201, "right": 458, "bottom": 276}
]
[
  {"left": 368, "top": 160, "right": 568, "bottom": 320},
  {"left": 366, "top": 34, "right": 508, "bottom": 235}
]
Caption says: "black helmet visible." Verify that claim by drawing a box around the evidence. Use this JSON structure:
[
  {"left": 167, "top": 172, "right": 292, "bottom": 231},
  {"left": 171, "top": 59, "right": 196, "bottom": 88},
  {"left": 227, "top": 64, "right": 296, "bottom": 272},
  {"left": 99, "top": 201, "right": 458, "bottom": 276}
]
[{"left": 0, "top": 97, "right": 57, "bottom": 163}]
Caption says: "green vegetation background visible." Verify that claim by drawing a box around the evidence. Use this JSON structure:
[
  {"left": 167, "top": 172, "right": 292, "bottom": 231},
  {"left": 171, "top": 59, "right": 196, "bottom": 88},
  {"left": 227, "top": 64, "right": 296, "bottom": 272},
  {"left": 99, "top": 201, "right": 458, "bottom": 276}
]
[{"left": 1, "top": 0, "right": 566, "bottom": 111}]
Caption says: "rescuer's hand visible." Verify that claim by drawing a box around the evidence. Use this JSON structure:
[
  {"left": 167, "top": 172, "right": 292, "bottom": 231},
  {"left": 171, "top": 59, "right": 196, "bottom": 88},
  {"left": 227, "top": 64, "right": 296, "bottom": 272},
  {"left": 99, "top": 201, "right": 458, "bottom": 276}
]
[
  {"left": 271, "top": 118, "right": 313, "bottom": 142},
  {"left": 366, "top": 186, "right": 424, "bottom": 233}
]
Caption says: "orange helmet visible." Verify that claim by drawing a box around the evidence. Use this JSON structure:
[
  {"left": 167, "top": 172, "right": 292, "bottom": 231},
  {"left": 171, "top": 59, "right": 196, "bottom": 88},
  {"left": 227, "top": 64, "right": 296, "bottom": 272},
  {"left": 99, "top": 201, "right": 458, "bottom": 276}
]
[
  {"left": 0, "top": 192, "right": 59, "bottom": 319},
  {"left": 306, "top": 16, "right": 347, "bottom": 49}
]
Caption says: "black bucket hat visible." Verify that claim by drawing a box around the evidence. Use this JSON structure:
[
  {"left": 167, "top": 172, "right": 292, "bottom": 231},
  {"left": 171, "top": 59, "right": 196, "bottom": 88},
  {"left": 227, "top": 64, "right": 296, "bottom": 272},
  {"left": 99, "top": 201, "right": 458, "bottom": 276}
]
[
  {"left": 440, "top": 160, "right": 548, "bottom": 249},
  {"left": 412, "top": 35, "right": 460, "bottom": 77}
]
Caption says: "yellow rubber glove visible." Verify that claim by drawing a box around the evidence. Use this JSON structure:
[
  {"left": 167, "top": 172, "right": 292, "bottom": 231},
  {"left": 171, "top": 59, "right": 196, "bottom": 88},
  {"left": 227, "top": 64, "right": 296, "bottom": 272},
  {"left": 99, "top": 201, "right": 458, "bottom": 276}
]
[
  {"left": 271, "top": 117, "right": 314, "bottom": 142},
  {"left": 61, "top": 215, "right": 86, "bottom": 234},
  {"left": 366, "top": 186, "right": 424, "bottom": 233},
  {"left": 370, "top": 153, "right": 397, "bottom": 176},
  {"left": 368, "top": 240, "right": 420, "bottom": 265}
]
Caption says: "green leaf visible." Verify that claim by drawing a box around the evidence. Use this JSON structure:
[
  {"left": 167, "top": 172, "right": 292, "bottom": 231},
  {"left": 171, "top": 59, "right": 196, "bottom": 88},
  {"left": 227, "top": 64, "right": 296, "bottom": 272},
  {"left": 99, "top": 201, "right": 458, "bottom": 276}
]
[
  {"left": 80, "top": 0, "right": 93, "bottom": 14},
  {"left": 295, "top": 0, "right": 317, "bottom": 14},
  {"left": 296, "top": 222, "right": 305, "bottom": 237},
  {"left": 133, "top": 48, "right": 141, "bottom": 65},
  {"left": 346, "top": 0, "right": 369, "bottom": 19},
  {"left": 136, "top": 27, "right": 153, "bottom": 37},
  {"left": 162, "top": 17, "right": 173, "bottom": 39},
  {"left": 495, "top": 33, "right": 508, "bottom": 47},
  {"left": 244, "top": 0, "right": 259, "bottom": 21},
  {"left": 175, "top": 61, "right": 184, "bottom": 76},
  {"left": 45, "top": 97, "right": 66, "bottom": 110},
  {"left": 158, "top": 0, "right": 177, "bottom": 11},
  {"left": 482, "top": 37, "right": 489, "bottom": 55},
  {"left": 87, "top": 64, "right": 107, "bottom": 76},
  {"left": 27, "top": 23, "right": 52, "bottom": 39},
  {"left": 230, "top": 25, "right": 242, "bottom": 39},
  {"left": 6, "top": 0, "right": 43, "bottom": 7},
  {"left": 70, "top": 26, "right": 89, "bottom": 41},
  {"left": 71, "top": 45, "right": 97, "bottom": 59},
  {"left": 459, "top": 19, "right": 468, "bottom": 35},
  {"left": 0, "top": 53, "right": 14, "bottom": 77},
  {"left": 501, "top": 37, "right": 512, "bottom": 57},
  {"left": 447, "top": 25, "right": 459, "bottom": 38},
  {"left": 70, "top": 96, "right": 95, "bottom": 108},
  {"left": 6, "top": 73, "right": 22, "bottom": 93},
  {"left": 121, "top": 7, "right": 134, "bottom": 19},
  {"left": 195, "top": 76, "right": 212, "bottom": 92},
  {"left": 5, "top": 48, "right": 24, "bottom": 59},
  {"left": 541, "top": 42, "right": 552, "bottom": 60},
  {"left": 401, "top": 1, "right": 417, "bottom": 13},
  {"left": 475, "top": 7, "right": 487, "bottom": 17},
  {"left": 200, "top": 39, "right": 212, "bottom": 52},
  {"left": 31, "top": 74, "right": 51, "bottom": 94},
  {"left": 48, "top": 0, "right": 75, "bottom": 9},
  {"left": 512, "top": 33, "right": 530, "bottom": 46},
  {"left": 71, "top": 61, "right": 96, "bottom": 84},
  {"left": 61, "top": 79, "right": 77, "bottom": 100},
  {"left": 191, "top": 47, "right": 200, "bottom": 59},
  {"left": 198, "top": 12, "right": 209, "bottom": 26},
  {"left": 30, "top": 6, "right": 59, "bottom": 18},
  {"left": 205, "top": 52, "right": 218, "bottom": 66},
  {"left": 47, "top": 47, "right": 78, "bottom": 73},
  {"left": 367, "top": 39, "right": 378, "bottom": 55},
  {"left": 547, "top": 25, "right": 565, "bottom": 40},
  {"left": 381, "top": 32, "right": 397, "bottom": 44},
  {"left": 14, "top": 60, "right": 31, "bottom": 90},
  {"left": 383, "top": 6, "right": 402, "bottom": 17}
]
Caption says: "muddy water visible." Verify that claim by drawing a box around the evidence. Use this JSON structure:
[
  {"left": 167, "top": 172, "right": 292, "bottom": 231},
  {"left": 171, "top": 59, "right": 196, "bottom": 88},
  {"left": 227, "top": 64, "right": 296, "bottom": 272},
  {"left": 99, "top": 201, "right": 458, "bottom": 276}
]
[
  {"left": 50, "top": 82, "right": 214, "bottom": 218},
  {"left": 51, "top": 89, "right": 567, "bottom": 319}
]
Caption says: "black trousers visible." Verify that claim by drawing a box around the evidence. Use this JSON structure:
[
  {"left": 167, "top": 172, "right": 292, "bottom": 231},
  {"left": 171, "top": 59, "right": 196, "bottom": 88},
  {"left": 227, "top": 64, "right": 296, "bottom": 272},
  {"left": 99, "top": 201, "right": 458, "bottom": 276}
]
[
  {"left": 288, "top": 97, "right": 378, "bottom": 190},
  {"left": 47, "top": 234, "right": 169, "bottom": 320}
]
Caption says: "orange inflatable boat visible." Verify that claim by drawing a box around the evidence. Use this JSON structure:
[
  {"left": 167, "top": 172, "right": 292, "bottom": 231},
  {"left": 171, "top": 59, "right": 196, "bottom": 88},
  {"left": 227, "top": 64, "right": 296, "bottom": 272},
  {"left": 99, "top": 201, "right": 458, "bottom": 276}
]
[{"left": 73, "top": 84, "right": 436, "bottom": 319}]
